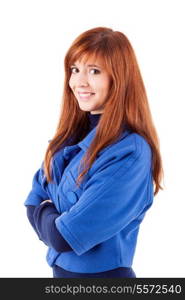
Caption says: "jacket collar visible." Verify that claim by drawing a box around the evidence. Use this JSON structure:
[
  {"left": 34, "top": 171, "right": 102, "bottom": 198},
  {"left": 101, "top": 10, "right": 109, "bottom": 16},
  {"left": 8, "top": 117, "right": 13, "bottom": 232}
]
[
  {"left": 77, "top": 127, "right": 96, "bottom": 151},
  {"left": 77, "top": 126, "right": 130, "bottom": 152}
]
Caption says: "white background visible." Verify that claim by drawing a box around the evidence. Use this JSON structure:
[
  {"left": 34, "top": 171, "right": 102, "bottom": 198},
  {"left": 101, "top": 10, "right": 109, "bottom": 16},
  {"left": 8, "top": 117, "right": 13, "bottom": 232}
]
[{"left": 0, "top": 0, "right": 184, "bottom": 278}]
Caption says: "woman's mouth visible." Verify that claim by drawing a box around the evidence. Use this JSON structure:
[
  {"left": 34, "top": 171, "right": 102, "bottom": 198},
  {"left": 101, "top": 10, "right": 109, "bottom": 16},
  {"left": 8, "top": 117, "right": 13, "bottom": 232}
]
[{"left": 78, "top": 92, "right": 95, "bottom": 100}]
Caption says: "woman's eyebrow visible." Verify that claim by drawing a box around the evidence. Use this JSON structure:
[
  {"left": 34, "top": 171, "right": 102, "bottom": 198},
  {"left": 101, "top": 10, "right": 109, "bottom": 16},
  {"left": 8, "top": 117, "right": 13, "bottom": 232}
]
[
  {"left": 71, "top": 63, "right": 101, "bottom": 68},
  {"left": 87, "top": 64, "right": 101, "bottom": 68}
]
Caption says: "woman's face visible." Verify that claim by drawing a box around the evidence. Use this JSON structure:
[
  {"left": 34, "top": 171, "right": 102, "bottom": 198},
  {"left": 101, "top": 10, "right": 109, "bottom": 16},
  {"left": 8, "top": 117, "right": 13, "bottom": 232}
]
[{"left": 69, "top": 57, "right": 111, "bottom": 114}]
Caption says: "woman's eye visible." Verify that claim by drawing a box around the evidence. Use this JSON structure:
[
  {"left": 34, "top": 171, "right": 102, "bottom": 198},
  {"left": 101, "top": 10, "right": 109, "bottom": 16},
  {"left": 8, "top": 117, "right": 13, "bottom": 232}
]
[
  {"left": 70, "top": 67, "right": 78, "bottom": 74},
  {"left": 70, "top": 67, "right": 100, "bottom": 74},
  {"left": 89, "top": 69, "right": 100, "bottom": 74}
]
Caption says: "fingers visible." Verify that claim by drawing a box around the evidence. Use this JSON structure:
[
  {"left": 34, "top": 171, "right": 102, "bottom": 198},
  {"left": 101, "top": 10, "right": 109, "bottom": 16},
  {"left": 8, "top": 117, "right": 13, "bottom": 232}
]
[{"left": 40, "top": 199, "right": 52, "bottom": 205}]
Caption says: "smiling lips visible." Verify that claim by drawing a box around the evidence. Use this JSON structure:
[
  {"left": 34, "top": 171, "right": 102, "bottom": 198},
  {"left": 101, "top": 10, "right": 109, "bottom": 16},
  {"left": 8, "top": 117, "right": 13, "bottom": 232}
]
[{"left": 77, "top": 92, "right": 95, "bottom": 99}]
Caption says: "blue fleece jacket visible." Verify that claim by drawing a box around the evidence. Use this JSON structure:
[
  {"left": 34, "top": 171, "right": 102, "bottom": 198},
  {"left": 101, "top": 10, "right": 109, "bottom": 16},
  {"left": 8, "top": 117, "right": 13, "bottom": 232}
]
[
  {"left": 25, "top": 112, "right": 154, "bottom": 274},
  {"left": 26, "top": 113, "right": 135, "bottom": 277}
]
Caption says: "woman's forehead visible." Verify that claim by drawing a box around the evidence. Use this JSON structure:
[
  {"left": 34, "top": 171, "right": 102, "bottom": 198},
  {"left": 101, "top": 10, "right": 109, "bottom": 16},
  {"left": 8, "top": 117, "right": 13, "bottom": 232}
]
[{"left": 73, "top": 53, "right": 105, "bottom": 68}]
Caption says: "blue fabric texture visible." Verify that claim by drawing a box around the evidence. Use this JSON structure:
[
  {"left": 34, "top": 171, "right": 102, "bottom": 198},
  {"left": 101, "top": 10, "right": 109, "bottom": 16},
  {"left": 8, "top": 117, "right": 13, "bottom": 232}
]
[{"left": 24, "top": 112, "right": 154, "bottom": 274}]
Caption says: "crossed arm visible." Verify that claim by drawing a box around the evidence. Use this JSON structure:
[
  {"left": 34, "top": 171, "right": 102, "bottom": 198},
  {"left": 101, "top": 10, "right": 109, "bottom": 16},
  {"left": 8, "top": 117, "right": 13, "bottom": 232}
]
[{"left": 26, "top": 200, "right": 72, "bottom": 252}]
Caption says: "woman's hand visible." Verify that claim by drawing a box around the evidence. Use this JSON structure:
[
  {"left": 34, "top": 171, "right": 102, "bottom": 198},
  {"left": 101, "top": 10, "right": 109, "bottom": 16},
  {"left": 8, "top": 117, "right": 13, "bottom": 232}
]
[{"left": 40, "top": 199, "right": 52, "bottom": 205}]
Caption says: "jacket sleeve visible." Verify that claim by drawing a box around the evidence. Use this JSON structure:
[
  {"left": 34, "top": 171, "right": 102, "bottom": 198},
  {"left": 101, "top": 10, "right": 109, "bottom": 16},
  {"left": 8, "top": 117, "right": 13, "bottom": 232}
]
[
  {"left": 24, "top": 163, "right": 72, "bottom": 252},
  {"left": 32, "top": 202, "right": 72, "bottom": 252},
  {"left": 24, "top": 164, "right": 49, "bottom": 206},
  {"left": 26, "top": 205, "right": 40, "bottom": 235},
  {"left": 55, "top": 136, "right": 154, "bottom": 256}
]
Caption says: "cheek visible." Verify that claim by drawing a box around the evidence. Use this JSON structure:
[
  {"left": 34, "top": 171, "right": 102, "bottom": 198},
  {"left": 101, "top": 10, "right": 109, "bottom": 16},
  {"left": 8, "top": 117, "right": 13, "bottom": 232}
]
[
  {"left": 97, "top": 76, "right": 110, "bottom": 95},
  {"left": 69, "top": 77, "right": 74, "bottom": 90},
  {"left": 102, "top": 82, "right": 110, "bottom": 96}
]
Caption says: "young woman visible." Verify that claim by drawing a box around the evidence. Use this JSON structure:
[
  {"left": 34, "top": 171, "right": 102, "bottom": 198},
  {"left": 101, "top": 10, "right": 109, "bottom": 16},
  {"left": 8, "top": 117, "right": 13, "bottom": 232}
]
[{"left": 24, "top": 27, "right": 163, "bottom": 278}]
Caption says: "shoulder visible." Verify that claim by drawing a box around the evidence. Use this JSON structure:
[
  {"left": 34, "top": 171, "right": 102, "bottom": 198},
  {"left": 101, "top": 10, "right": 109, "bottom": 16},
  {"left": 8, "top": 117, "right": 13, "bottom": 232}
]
[
  {"left": 88, "top": 130, "right": 152, "bottom": 177},
  {"left": 130, "top": 132, "right": 152, "bottom": 161},
  {"left": 101, "top": 130, "right": 152, "bottom": 162}
]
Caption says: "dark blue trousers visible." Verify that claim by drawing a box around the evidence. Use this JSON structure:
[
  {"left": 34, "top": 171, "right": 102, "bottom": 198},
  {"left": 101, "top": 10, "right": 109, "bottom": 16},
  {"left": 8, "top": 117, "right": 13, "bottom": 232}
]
[{"left": 53, "top": 264, "right": 136, "bottom": 278}]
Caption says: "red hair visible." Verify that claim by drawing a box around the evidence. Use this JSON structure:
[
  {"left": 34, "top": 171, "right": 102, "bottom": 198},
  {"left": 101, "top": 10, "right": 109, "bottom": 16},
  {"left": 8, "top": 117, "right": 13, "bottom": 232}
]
[{"left": 43, "top": 27, "right": 164, "bottom": 196}]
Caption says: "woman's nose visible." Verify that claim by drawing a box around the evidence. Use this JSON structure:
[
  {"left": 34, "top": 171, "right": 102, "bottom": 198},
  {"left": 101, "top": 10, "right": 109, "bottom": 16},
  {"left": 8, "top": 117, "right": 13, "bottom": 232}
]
[{"left": 76, "top": 72, "right": 89, "bottom": 87}]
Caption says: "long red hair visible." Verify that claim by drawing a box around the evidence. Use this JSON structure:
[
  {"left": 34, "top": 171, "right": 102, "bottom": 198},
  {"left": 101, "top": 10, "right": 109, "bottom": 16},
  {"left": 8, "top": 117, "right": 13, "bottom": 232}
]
[{"left": 43, "top": 27, "right": 164, "bottom": 196}]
